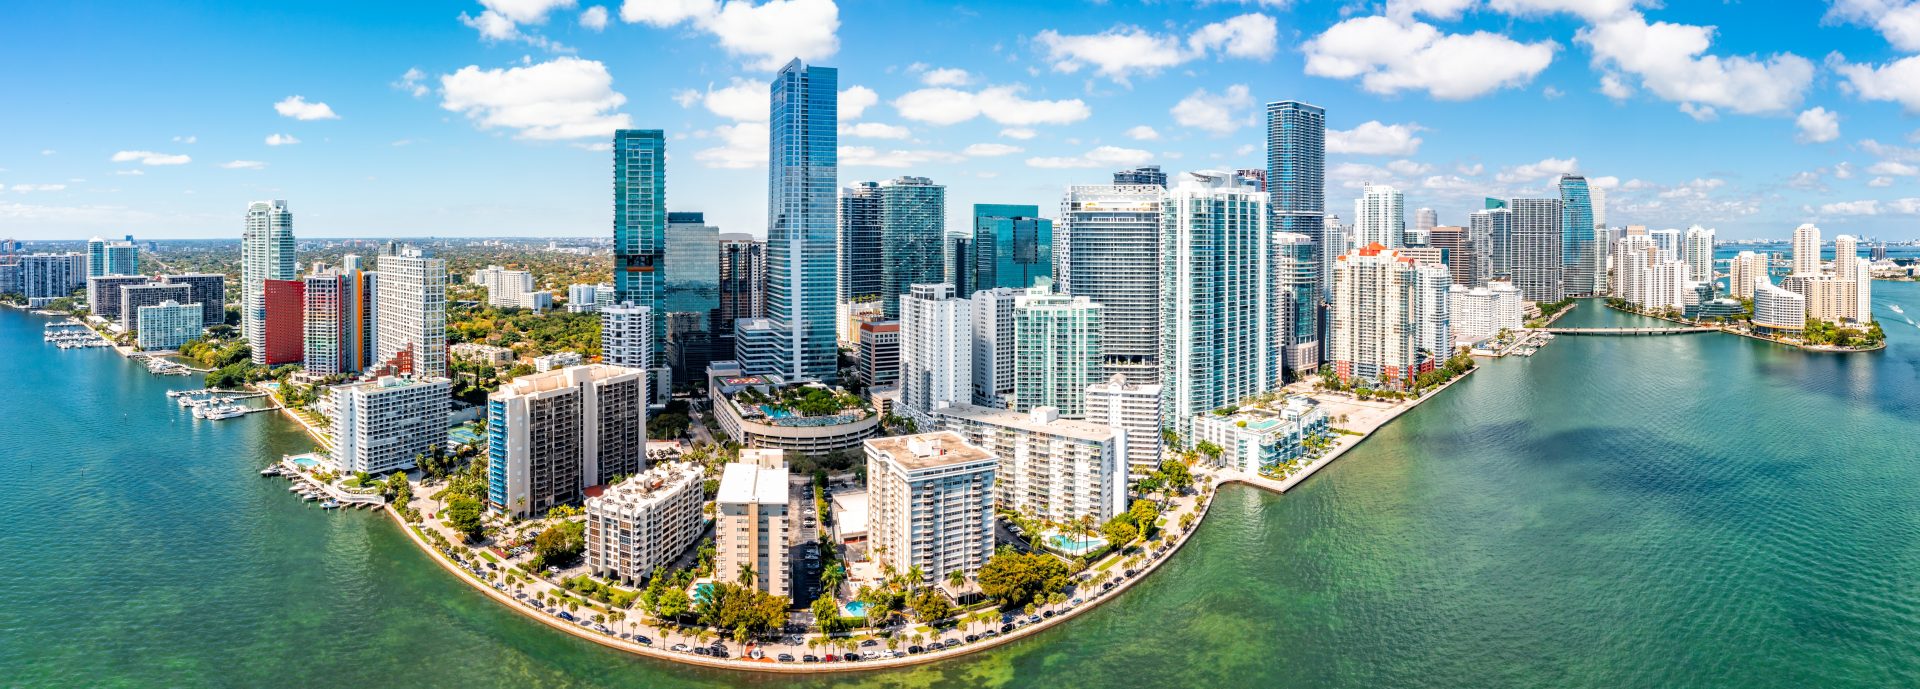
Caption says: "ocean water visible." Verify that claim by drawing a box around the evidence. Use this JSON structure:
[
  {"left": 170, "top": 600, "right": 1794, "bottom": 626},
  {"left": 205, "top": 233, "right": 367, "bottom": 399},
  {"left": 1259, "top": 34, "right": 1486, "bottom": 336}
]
[{"left": 3, "top": 281, "right": 1918, "bottom": 688}]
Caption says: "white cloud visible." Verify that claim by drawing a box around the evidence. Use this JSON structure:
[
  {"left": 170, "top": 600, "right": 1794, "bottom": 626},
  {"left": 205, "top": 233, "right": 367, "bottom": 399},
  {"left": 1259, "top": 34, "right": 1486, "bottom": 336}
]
[
  {"left": 460, "top": 0, "right": 580, "bottom": 48},
  {"left": 110, "top": 150, "right": 191, "bottom": 166},
  {"left": 482, "top": 0, "right": 578, "bottom": 23},
  {"left": 274, "top": 95, "right": 340, "bottom": 120},
  {"left": 921, "top": 68, "right": 971, "bottom": 86},
  {"left": 1303, "top": 15, "right": 1556, "bottom": 100},
  {"left": 1835, "top": 162, "right": 1857, "bottom": 179},
  {"left": 1000, "top": 127, "right": 1037, "bottom": 140},
  {"left": 1496, "top": 156, "right": 1579, "bottom": 183},
  {"left": 573, "top": 142, "right": 614, "bottom": 152},
  {"left": 1487, "top": 0, "right": 1645, "bottom": 21},
  {"left": 1035, "top": 13, "right": 1277, "bottom": 83},
  {"left": 7, "top": 184, "right": 67, "bottom": 192},
  {"left": 963, "top": 143, "right": 1023, "bottom": 156},
  {"left": 1870, "top": 161, "right": 1920, "bottom": 176},
  {"left": 1825, "top": 0, "right": 1920, "bottom": 52},
  {"left": 1124, "top": 125, "right": 1160, "bottom": 141},
  {"left": 265, "top": 133, "right": 301, "bottom": 146},
  {"left": 461, "top": 10, "right": 521, "bottom": 40},
  {"left": 1599, "top": 72, "right": 1634, "bottom": 100},
  {"left": 840, "top": 86, "right": 878, "bottom": 120},
  {"left": 619, "top": 0, "right": 838, "bottom": 71},
  {"left": 840, "top": 122, "right": 911, "bottom": 139},
  {"left": 1457, "top": 163, "right": 1484, "bottom": 176},
  {"left": 839, "top": 145, "right": 964, "bottom": 168},
  {"left": 580, "top": 5, "right": 609, "bottom": 29},
  {"left": 220, "top": 160, "right": 267, "bottom": 170},
  {"left": 1421, "top": 174, "right": 1478, "bottom": 191},
  {"left": 1831, "top": 53, "right": 1920, "bottom": 113},
  {"left": 1170, "top": 84, "right": 1253, "bottom": 135},
  {"left": 394, "top": 68, "right": 429, "bottom": 98},
  {"left": 439, "top": 57, "right": 632, "bottom": 140},
  {"left": 115, "top": 169, "right": 145, "bottom": 176},
  {"left": 171, "top": 135, "right": 196, "bottom": 144},
  {"left": 892, "top": 85, "right": 1090, "bottom": 126},
  {"left": 1387, "top": 159, "right": 1432, "bottom": 175},
  {"left": 1678, "top": 102, "right": 1717, "bottom": 121},
  {"left": 694, "top": 122, "right": 768, "bottom": 168},
  {"left": 1327, "top": 120, "right": 1424, "bottom": 155},
  {"left": 1590, "top": 175, "right": 1620, "bottom": 189},
  {"left": 701, "top": 78, "right": 771, "bottom": 122},
  {"left": 1795, "top": 107, "right": 1841, "bottom": 144},
  {"left": 1025, "top": 145, "right": 1154, "bottom": 169},
  {"left": 1869, "top": 176, "right": 1896, "bottom": 187},
  {"left": 1820, "top": 199, "right": 1882, "bottom": 215},
  {"left": 1863, "top": 139, "right": 1920, "bottom": 162},
  {"left": 1578, "top": 13, "right": 1814, "bottom": 117}
]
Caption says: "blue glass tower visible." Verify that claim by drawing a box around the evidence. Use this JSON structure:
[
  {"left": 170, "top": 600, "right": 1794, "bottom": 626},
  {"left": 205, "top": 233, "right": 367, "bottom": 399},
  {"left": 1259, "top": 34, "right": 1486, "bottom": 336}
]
[
  {"left": 1266, "top": 100, "right": 1325, "bottom": 369},
  {"left": 973, "top": 203, "right": 1053, "bottom": 291},
  {"left": 613, "top": 129, "right": 666, "bottom": 367},
  {"left": 1558, "top": 174, "right": 1595, "bottom": 297},
  {"left": 740, "top": 59, "right": 838, "bottom": 382}
]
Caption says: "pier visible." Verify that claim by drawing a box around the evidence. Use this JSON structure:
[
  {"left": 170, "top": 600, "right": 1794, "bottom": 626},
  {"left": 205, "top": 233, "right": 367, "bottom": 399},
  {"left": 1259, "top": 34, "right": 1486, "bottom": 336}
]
[{"left": 1541, "top": 326, "right": 1718, "bottom": 336}]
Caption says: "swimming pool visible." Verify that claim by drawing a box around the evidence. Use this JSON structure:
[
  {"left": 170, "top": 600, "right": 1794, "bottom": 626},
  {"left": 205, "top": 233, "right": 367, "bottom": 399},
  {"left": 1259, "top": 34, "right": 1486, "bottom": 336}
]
[
  {"left": 759, "top": 405, "right": 793, "bottom": 419},
  {"left": 693, "top": 582, "right": 714, "bottom": 605},
  {"left": 290, "top": 456, "right": 320, "bottom": 469},
  {"left": 842, "top": 600, "right": 868, "bottom": 618},
  {"left": 1046, "top": 533, "right": 1108, "bottom": 553}
]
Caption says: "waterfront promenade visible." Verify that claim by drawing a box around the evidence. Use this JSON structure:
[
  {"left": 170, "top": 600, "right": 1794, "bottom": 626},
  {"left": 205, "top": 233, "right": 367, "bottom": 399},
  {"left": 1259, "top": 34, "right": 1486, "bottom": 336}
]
[{"left": 1215, "top": 366, "right": 1478, "bottom": 495}]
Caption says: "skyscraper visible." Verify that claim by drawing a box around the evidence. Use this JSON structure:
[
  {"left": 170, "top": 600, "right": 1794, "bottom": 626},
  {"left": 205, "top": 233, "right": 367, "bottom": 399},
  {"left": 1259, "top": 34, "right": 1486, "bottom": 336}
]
[
  {"left": 1272, "top": 232, "right": 1320, "bottom": 375},
  {"left": 1558, "top": 175, "right": 1597, "bottom": 296},
  {"left": 664, "top": 212, "right": 720, "bottom": 378},
  {"left": 487, "top": 365, "right": 647, "bottom": 518},
  {"left": 878, "top": 176, "right": 945, "bottom": 319},
  {"left": 1508, "top": 198, "right": 1564, "bottom": 302},
  {"left": 1160, "top": 171, "right": 1275, "bottom": 439},
  {"left": 1013, "top": 283, "right": 1102, "bottom": 417},
  {"left": 716, "top": 234, "right": 764, "bottom": 360},
  {"left": 1266, "top": 101, "right": 1326, "bottom": 305},
  {"left": 373, "top": 246, "right": 447, "bottom": 379},
  {"left": 739, "top": 59, "right": 838, "bottom": 383},
  {"left": 898, "top": 283, "right": 971, "bottom": 425},
  {"left": 613, "top": 129, "right": 667, "bottom": 369},
  {"left": 970, "top": 286, "right": 1020, "bottom": 408},
  {"left": 86, "top": 237, "right": 106, "bottom": 278},
  {"left": 1329, "top": 244, "right": 1449, "bottom": 390},
  {"left": 1792, "top": 223, "right": 1822, "bottom": 276},
  {"left": 1112, "top": 165, "right": 1167, "bottom": 187},
  {"left": 304, "top": 271, "right": 352, "bottom": 375},
  {"left": 1429, "top": 225, "right": 1477, "bottom": 287},
  {"left": 1412, "top": 208, "right": 1438, "bottom": 247},
  {"left": 1353, "top": 183, "right": 1405, "bottom": 248},
  {"left": 1059, "top": 184, "right": 1161, "bottom": 383},
  {"left": 837, "top": 180, "right": 882, "bottom": 334},
  {"left": 1682, "top": 225, "right": 1716, "bottom": 283},
  {"left": 242, "top": 200, "right": 295, "bottom": 365},
  {"left": 1729, "top": 251, "right": 1768, "bottom": 300},
  {"left": 973, "top": 203, "right": 1053, "bottom": 291}
]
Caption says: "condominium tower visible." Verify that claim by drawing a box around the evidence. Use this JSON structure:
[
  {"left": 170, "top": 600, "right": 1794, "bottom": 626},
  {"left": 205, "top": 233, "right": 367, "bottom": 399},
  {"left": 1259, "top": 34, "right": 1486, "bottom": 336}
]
[
  {"left": 1265, "top": 100, "right": 1327, "bottom": 302},
  {"left": 373, "top": 247, "right": 447, "bottom": 378},
  {"left": 865, "top": 433, "right": 997, "bottom": 585},
  {"left": 332, "top": 376, "right": 451, "bottom": 475},
  {"left": 486, "top": 365, "right": 648, "bottom": 518},
  {"left": 1058, "top": 184, "right": 1161, "bottom": 383},
  {"left": 1159, "top": 170, "right": 1276, "bottom": 439},
  {"left": 738, "top": 60, "right": 838, "bottom": 383},
  {"left": 613, "top": 129, "right": 667, "bottom": 368},
  {"left": 242, "top": 200, "right": 295, "bottom": 365}
]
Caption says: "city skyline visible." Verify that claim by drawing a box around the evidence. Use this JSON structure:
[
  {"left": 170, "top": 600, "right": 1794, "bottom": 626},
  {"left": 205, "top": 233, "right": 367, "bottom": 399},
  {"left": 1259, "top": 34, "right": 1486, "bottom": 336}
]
[{"left": 7, "top": 1, "right": 1920, "bottom": 241}]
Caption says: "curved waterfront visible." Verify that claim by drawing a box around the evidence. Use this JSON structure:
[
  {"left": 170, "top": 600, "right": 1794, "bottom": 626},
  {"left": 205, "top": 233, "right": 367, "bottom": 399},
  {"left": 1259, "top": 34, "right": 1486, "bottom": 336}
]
[{"left": 5, "top": 281, "right": 1920, "bottom": 688}]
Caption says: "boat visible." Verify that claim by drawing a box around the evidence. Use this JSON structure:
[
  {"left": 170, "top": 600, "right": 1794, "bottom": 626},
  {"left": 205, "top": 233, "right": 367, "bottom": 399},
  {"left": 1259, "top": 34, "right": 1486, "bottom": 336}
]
[
  {"left": 202, "top": 405, "right": 246, "bottom": 420},
  {"left": 288, "top": 485, "right": 305, "bottom": 492},
  {"left": 260, "top": 467, "right": 280, "bottom": 477},
  {"left": 320, "top": 501, "right": 341, "bottom": 510},
  {"left": 302, "top": 493, "right": 319, "bottom": 502}
]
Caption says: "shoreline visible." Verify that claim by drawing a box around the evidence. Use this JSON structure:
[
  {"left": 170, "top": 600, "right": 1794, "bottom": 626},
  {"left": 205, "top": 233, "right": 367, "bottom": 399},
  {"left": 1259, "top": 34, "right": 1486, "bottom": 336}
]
[{"left": 1600, "top": 301, "right": 1886, "bottom": 354}]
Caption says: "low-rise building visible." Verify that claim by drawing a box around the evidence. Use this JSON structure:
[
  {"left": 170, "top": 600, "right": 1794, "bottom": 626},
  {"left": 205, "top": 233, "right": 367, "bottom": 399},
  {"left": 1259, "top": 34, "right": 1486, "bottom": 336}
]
[
  {"left": 935, "top": 404, "right": 1127, "bottom": 523},
  {"left": 532, "top": 351, "right": 583, "bottom": 372},
  {"left": 451, "top": 343, "right": 514, "bottom": 366},
  {"left": 584, "top": 462, "right": 705, "bottom": 586},
  {"left": 1188, "top": 396, "right": 1330, "bottom": 475},
  {"left": 332, "top": 376, "right": 451, "bottom": 475},
  {"left": 716, "top": 460, "right": 792, "bottom": 596},
  {"left": 865, "top": 432, "right": 997, "bottom": 586},
  {"left": 854, "top": 319, "right": 900, "bottom": 388},
  {"left": 707, "top": 361, "right": 880, "bottom": 454},
  {"left": 119, "top": 282, "right": 193, "bottom": 332},
  {"left": 136, "top": 300, "right": 203, "bottom": 351}
]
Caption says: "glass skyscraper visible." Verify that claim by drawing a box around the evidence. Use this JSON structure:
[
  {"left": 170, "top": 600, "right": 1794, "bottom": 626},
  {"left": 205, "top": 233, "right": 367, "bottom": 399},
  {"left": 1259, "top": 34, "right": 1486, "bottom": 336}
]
[
  {"left": 878, "top": 176, "right": 945, "bottom": 319},
  {"left": 1159, "top": 171, "right": 1275, "bottom": 439},
  {"left": 242, "top": 200, "right": 295, "bottom": 365},
  {"left": 613, "top": 129, "right": 667, "bottom": 368},
  {"left": 837, "top": 181, "right": 882, "bottom": 313},
  {"left": 973, "top": 203, "right": 1053, "bottom": 292},
  {"left": 739, "top": 59, "right": 838, "bottom": 383},
  {"left": 1059, "top": 184, "right": 1162, "bottom": 384},
  {"left": 1266, "top": 100, "right": 1325, "bottom": 364},
  {"left": 664, "top": 211, "right": 719, "bottom": 379},
  {"left": 1558, "top": 174, "right": 1596, "bottom": 297}
]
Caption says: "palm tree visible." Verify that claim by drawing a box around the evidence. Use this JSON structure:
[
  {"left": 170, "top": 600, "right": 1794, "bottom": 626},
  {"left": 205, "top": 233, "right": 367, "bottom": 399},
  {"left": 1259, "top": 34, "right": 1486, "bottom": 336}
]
[
  {"left": 946, "top": 569, "right": 965, "bottom": 591},
  {"left": 905, "top": 564, "right": 926, "bottom": 592}
]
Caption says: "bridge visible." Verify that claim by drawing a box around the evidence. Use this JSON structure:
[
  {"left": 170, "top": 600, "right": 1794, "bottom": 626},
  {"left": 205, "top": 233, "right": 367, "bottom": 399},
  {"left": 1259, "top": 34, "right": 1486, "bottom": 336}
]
[{"left": 1541, "top": 326, "right": 1718, "bottom": 336}]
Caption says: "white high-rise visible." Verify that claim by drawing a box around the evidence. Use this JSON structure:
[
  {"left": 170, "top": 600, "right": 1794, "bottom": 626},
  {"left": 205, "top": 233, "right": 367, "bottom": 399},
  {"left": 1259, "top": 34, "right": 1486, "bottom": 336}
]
[
  {"left": 601, "top": 303, "right": 654, "bottom": 371},
  {"left": 1834, "top": 235, "right": 1871, "bottom": 323},
  {"left": 1648, "top": 260, "right": 1690, "bottom": 312},
  {"left": 969, "top": 287, "right": 1019, "bottom": 408},
  {"left": 374, "top": 246, "right": 447, "bottom": 378},
  {"left": 935, "top": 405, "right": 1127, "bottom": 524},
  {"left": 1414, "top": 262, "right": 1453, "bottom": 358},
  {"left": 332, "top": 375, "right": 451, "bottom": 475},
  {"left": 1729, "top": 251, "right": 1768, "bottom": 300},
  {"left": 865, "top": 432, "right": 997, "bottom": 586},
  {"left": 1013, "top": 283, "right": 1102, "bottom": 417},
  {"left": 1448, "top": 282, "right": 1522, "bottom": 346},
  {"left": 472, "top": 265, "right": 535, "bottom": 308},
  {"left": 1792, "top": 223, "right": 1822, "bottom": 275},
  {"left": 242, "top": 200, "right": 296, "bottom": 365},
  {"left": 715, "top": 459, "right": 791, "bottom": 596},
  {"left": 1160, "top": 171, "right": 1275, "bottom": 439},
  {"left": 1617, "top": 236, "right": 1659, "bottom": 308},
  {"left": 1682, "top": 226, "right": 1715, "bottom": 283},
  {"left": 1085, "top": 373, "right": 1163, "bottom": 478},
  {"left": 1353, "top": 184, "right": 1405, "bottom": 248},
  {"left": 1412, "top": 207, "right": 1437, "bottom": 246},
  {"left": 1058, "top": 184, "right": 1162, "bottom": 383},
  {"left": 899, "top": 283, "right": 972, "bottom": 424},
  {"left": 1329, "top": 244, "right": 1449, "bottom": 390}
]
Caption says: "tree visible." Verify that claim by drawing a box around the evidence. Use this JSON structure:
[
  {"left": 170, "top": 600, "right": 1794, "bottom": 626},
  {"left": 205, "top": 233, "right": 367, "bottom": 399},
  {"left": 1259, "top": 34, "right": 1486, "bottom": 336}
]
[
  {"left": 1157, "top": 459, "right": 1194, "bottom": 492},
  {"left": 946, "top": 569, "right": 966, "bottom": 590},
  {"left": 445, "top": 497, "right": 485, "bottom": 541},
  {"left": 654, "top": 587, "right": 692, "bottom": 621},
  {"left": 909, "top": 589, "right": 954, "bottom": 623},
  {"left": 820, "top": 562, "right": 847, "bottom": 594},
  {"left": 1101, "top": 518, "right": 1139, "bottom": 547},
  {"left": 976, "top": 547, "right": 1071, "bottom": 608},
  {"left": 533, "top": 520, "right": 585, "bottom": 567}
]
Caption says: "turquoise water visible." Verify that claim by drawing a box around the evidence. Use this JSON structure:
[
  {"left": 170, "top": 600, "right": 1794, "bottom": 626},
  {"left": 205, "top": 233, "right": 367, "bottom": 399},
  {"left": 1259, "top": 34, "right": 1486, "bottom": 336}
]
[
  {"left": 1046, "top": 533, "right": 1107, "bottom": 553},
  {"left": 694, "top": 582, "right": 713, "bottom": 605},
  {"left": 291, "top": 455, "right": 319, "bottom": 469},
  {"left": 842, "top": 600, "right": 867, "bottom": 617},
  {"left": 5, "top": 281, "right": 1920, "bottom": 687}
]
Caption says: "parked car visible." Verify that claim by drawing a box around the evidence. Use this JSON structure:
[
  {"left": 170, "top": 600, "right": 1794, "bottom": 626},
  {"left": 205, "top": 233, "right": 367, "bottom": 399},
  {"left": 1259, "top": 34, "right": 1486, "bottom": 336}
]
[
  {"left": 778, "top": 653, "right": 795, "bottom": 662},
  {"left": 671, "top": 644, "right": 689, "bottom": 652},
  {"left": 635, "top": 636, "right": 652, "bottom": 645},
  {"left": 803, "top": 655, "right": 820, "bottom": 663},
  {"left": 908, "top": 645, "right": 925, "bottom": 654},
  {"left": 557, "top": 611, "right": 575, "bottom": 622}
]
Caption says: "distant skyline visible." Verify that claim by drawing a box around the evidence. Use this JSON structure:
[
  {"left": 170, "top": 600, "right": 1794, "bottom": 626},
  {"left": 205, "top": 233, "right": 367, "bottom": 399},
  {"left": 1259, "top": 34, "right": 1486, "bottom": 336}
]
[{"left": 7, "top": 1, "right": 1920, "bottom": 241}]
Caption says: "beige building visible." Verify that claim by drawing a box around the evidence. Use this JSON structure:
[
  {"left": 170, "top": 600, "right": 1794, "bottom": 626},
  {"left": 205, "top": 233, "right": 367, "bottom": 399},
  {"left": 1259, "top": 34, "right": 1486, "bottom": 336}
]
[
  {"left": 716, "top": 459, "right": 792, "bottom": 596},
  {"left": 584, "top": 462, "right": 705, "bottom": 586},
  {"left": 866, "top": 432, "right": 997, "bottom": 585}
]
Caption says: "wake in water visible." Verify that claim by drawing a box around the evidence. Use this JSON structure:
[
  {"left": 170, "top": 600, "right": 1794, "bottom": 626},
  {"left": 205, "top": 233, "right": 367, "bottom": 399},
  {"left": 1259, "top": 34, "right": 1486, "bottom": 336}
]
[{"left": 1891, "top": 304, "right": 1906, "bottom": 315}]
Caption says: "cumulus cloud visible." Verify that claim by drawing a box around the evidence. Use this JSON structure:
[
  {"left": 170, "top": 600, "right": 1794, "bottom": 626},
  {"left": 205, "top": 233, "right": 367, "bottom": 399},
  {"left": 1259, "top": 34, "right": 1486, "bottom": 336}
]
[
  {"left": 1035, "top": 13, "right": 1277, "bottom": 83},
  {"left": 1487, "top": 0, "right": 1645, "bottom": 20},
  {"left": 1820, "top": 199, "right": 1884, "bottom": 215},
  {"left": 6, "top": 184, "right": 67, "bottom": 192},
  {"left": 1496, "top": 156, "right": 1579, "bottom": 183},
  {"left": 394, "top": 68, "right": 429, "bottom": 98},
  {"left": 1000, "top": 127, "right": 1037, "bottom": 140},
  {"left": 1870, "top": 161, "right": 1920, "bottom": 176},
  {"left": 110, "top": 150, "right": 191, "bottom": 166},
  {"left": 840, "top": 122, "right": 910, "bottom": 139},
  {"left": 265, "top": 134, "right": 301, "bottom": 146},
  {"left": 893, "top": 85, "right": 1090, "bottom": 126},
  {"left": 839, "top": 145, "right": 964, "bottom": 168},
  {"left": 1578, "top": 13, "right": 1814, "bottom": 117},
  {"left": 920, "top": 68, "right": 971, "bottom": 86},
  {"left": 620, "top": 0, "right": 838, "bottom": 70},
  {"left": 459, "top": 0, "right": 584, "bottom": 49},
  {"left": 1831, "top": 53, "right": 1920, "bottom": 113},
  {"left": 1869, "top": 176, "right": 1896, "bottom": 187},
  {"left": 700, "top": 78, "right": 771, "bottom": 122},
  {"left": 1304, "top": 15, "right": 1556, "bottom": 100},
  {"left": 1026, "top": 145, "right": 1154, "bottom": 169},
  {"left": 274, "top": 95, "right": 339, "bottom": 120},
  {"left": 1327, "top": 120, "right": 1424, "bottom": 155},
  {"left": 693, "top": 122, "right": 768, "bottom": 168},
  {"left": 1795, "top": 107, "right": 1841, "bottom": 143},
  {"left": 220, "top": 160, "right": 267, "bottom": 170},
  {"left": 839, "top": 85, "right": 878, "bottom": 120},
  {"left": 1124, "top": 125, "right": 1160, "bottom": 141},
  {"left": 1825, "top": 0, "right": 1920, "bottom": 52},
  {"left": 580, "top": 5, "right": 609, "bottom": 29},
  {"left": 1170, "top": 84, "right": 1253, "bottom": 135},
  {"left": 963, "top": 143, "right": 1023, "bottom": 156},
  {"left": 439, "top": 57, "right": 632, "bottom": 140}
]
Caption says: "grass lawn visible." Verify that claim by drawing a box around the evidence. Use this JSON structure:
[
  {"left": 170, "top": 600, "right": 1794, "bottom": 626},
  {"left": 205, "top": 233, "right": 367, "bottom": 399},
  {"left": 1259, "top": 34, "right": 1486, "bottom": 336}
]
[{"left": 477, "top": 549, "right": 499, "bottom": 563}]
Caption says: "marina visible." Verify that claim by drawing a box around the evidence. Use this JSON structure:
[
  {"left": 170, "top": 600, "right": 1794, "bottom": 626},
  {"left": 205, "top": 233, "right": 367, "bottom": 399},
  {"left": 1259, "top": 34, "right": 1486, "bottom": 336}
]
[
  {"left": 168, "top": 389, "right": 276, "bottom": 420},
  {"left": 43, "top": 321, "right": 110, "bottom": 349}
]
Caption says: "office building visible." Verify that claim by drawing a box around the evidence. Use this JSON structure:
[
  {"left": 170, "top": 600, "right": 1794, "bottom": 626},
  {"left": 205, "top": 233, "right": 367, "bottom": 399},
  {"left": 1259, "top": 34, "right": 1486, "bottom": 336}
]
[
  {"left": 935, "top": 404, "right": 1127, "bottom": 523},
  {"left": 1159, "top": 170, "right": 1276, "bottom": 439},
  {"left": 1085, "top": 373, "right": 1163, "bottom": 478},
  {"left": 1188, "top": 396, "right": 1329, "bottom": 475},
  {"left": 1508, "top": 198, "right": 1564, "bottom": 302},
  {"left": 1058, "top": 184, "right": 1161, "bottom": 383},
  {"left": 854, "top": 319, "right": 900, "bottom": 388},
  {"left": 487, "top": 365, "right": 647, "bottom": 518},
  {"left": 584, "top": 462, "right": 705, "bottom": 586},
  {"left": 716, "top": 234, "right": 765, "bottom": 359},
  {"left": 1753, "top": 276, "right": 1807, "bottom": 332},
  {"left": 613, "top": 129, "right": 667, "bottom": 368},
  {"left": 738, "top": 60, "right": 839, "bottom": 383},
  {"left": 942, "top": 231, "right": 989, "bottom": 299},
  {"left": 1013, "top": 283, "right": 1102, "bottom": 417},
  {"left": 1683, "top": 226, "right": 1716, "bottom": 283},
  {"left": 159, "top": 273, "right": 226, "bottom": 326},
  {"left": 970, "top": 287, "right": 1019, "bottom": 408},
  {"left": 899, "top": 283, "right": 971, "bottom": 424},
  {"left": 374, "top": 246, "right": 447, "bottom": 378},
  {"left": 259, "top": 279, "right": 304, "bottom": 365},
  {"left": 1559, "top": 175, "right": 1597, "bottom": 296},
  {"left": 136, "top": 300, "right": 202, "bottom": 351},
  {"left": 715, "top": 460, "right": 791, "bottom": 596},
  {"left": 1448, "top": 282, "right": 1523, "bottom": 346},
  {"left": 972, "top": 204, "right": 1053, "bottom": 291},
  {"left": 332, "top": 375, "right": 451, "bottom": 476},
  {"left": 874, "top": 176, "right": 946, "bottom": 319},
  {"left": 243, "top": 200, "right": 296, "bottom": 365},
  {"left": 1266, "top": 100, "right": 1327, "bottom": 305},
  {"left": 1429, "top": 225, "right": 1477, "bottom": 287},
  {"left": 1729, "top": 251, "right": 1768, "bottom": 300},
  {"left": 1112, "top": 165, "right": 1167, "bottom": 187},
  {"left": 1353, "top": 183, "right": 1405, "bottom": 248},
  {"left": 865, "top": 432, "right": 997, "bottom": 585},
  {"left": 1272, "top": 232, "right": 1320, "bottom": 375},
  {"left": 837, "top": 180, "right": 883, "bottom": 334}
]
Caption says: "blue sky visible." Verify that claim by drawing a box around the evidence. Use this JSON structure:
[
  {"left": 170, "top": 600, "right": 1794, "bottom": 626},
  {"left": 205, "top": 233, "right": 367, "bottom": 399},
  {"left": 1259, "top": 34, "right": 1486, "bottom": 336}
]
[{"left": 6, "top": 0, "right": 1920, "bottom": 241}]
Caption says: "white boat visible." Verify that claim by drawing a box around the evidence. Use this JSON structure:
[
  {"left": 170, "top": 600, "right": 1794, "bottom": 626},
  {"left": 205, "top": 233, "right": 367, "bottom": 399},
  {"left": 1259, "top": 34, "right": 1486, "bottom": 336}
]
[{"left": 202, "top": 405, "right": 245, "bottom": 420}]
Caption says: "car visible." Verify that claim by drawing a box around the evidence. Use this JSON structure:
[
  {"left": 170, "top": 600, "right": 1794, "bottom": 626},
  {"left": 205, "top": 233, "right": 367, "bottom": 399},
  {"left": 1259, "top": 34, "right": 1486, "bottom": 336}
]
[
  {"left": 778, "top": 653, "right": 795, "bottom": 662},
  {"left": 823, "top": 654, "right": 837, "bottom": 662},
  {"left": 712, "top": 649, "right": 729, "bottom": 658},
  {"left": 1000, "top": 623, "right": 1013, "bottom": 633},
  {"left": 908, "top": 645, "right": 925, "bottom": 654},
  {"left": 1124, "top": 569, "right": 1137, "bottom": 577},
  {"left": 843, "top": 652, "right": 860, "bottom": 661},
  {"left": 596, "top": 624, "right": 611, "bottom": 633},
  {"left": 1071, "top": 598, "right": 1083, "bottom": 605},
  {"left": 635, "top": 636, "right": 651, "bottom": 646},
  {"left": 1027, "top": 615, "right": 1041, "bottom": 624},
  {"left": 983, "top": 630, "right": 999, "bottom": 638},
  {"left": 692, "top": 647, "right": 711, "bottom": 656},
  {"left": 803, "top": 655, "right": 820, "bottom": 663},
  {"left": 557, "top": 611, "right": 576, "bottom": 621},
  {"left": 1042, "top": 610, "right": 1056, "bottom": 618},
  {"left": 1101, "top": 581, "right": 1114, "bottom": 591}
]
